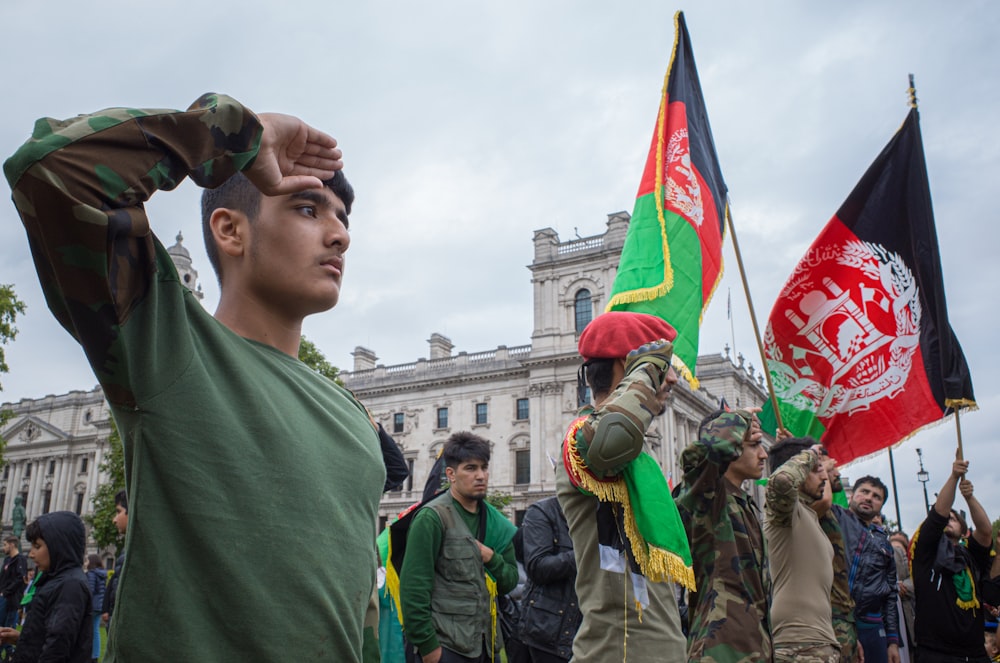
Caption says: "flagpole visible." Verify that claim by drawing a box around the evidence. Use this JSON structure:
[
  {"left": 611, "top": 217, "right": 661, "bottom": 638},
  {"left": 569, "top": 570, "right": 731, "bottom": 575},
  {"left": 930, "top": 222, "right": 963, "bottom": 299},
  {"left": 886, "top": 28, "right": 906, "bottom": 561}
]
[
  {"left": 955, "top": 407, "right": 964, "bottom": 461},
  {"left": 724, "top": 204, "right": 784, "bottom": 432},
  {"left": 887, "top": 447, "right": 903, "bottom": 532}
]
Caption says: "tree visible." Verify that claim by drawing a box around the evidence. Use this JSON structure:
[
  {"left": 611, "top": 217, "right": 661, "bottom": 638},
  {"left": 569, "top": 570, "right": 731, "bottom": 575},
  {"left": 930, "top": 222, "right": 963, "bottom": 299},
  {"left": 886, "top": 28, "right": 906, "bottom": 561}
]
[
  {"left": 298, "top": 335, "right": 342, "bottom": 385},
  {"left": 0, "top": 284, "right": 26, "bottom": 451},
  {"left": 86, "top": 419, "right": 126, "bottom": 553}
]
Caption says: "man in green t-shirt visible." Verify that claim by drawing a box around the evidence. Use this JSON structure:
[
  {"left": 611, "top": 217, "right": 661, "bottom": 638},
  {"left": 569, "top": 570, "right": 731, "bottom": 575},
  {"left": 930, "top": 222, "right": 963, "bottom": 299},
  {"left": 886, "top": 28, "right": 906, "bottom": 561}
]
[
  {"left": 5, "top": 95, "right": 385, "bottom": 661},
  {"left": 399, "top": 432, "right": 518, "bottom": 663}
]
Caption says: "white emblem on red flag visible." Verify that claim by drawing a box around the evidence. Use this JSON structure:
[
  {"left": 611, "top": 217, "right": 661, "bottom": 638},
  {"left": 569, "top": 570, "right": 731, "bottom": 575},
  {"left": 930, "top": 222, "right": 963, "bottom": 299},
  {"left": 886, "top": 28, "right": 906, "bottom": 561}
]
[
  {"left": 765, "top": 240, "right": 921, "bottom": 418},
  {"left": 664, "top": 128, "right": 704, "bottom": 227}
]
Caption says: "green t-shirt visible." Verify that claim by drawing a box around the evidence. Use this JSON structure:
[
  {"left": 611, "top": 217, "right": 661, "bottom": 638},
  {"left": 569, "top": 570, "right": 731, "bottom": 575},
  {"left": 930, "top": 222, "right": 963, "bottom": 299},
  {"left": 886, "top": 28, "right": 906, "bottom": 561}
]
[{"left": 6, "top": 95, "right": 385, "bottom": 661}]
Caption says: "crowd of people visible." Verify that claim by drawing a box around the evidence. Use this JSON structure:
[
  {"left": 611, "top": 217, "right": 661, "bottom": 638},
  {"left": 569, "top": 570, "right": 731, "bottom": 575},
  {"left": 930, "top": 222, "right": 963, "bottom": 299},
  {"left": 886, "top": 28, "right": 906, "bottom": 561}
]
[{"left": 3, "top": 94, "right": 995, "bottom": 662}]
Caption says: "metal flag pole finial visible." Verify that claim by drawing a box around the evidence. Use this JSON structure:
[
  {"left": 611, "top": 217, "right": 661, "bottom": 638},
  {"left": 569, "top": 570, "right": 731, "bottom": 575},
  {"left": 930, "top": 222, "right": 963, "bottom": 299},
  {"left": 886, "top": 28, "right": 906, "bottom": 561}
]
[{"left": 908, "top": 74, "right": 918, "bottom": 109}]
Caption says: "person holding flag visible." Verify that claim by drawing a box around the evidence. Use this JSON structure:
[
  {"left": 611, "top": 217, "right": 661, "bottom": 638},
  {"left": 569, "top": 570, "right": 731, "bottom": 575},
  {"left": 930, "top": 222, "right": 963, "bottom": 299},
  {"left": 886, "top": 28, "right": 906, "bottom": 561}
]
[{"left": 910, "top": 456, "right": 994, "bottom": 662}]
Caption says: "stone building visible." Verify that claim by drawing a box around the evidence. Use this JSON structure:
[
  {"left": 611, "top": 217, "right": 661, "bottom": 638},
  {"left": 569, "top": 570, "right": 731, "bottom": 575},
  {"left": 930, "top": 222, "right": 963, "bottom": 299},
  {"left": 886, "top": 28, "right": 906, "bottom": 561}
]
[
  {"left": 1, "top": 218, "right": 769, "bottom": 538},
  {"left": 342, "top": 213, "right": 768, "bottom": 526}
]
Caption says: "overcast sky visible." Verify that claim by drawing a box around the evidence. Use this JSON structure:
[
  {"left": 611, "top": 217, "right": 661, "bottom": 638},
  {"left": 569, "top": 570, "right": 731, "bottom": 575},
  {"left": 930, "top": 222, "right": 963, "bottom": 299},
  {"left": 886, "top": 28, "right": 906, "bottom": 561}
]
[{"left": 1, "top": 1, "right": 997, "bottom": 533}]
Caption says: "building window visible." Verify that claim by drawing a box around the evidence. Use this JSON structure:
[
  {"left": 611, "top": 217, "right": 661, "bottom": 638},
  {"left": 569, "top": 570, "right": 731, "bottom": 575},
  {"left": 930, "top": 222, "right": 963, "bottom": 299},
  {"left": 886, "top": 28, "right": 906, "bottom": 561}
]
[
  {"left": 515, "top": 398, "right": 529, "bottom": 420},
  {"left": 575, "top": 289, "right": 593, "bottom": 334},
  {"left": 515, "top": 509, "right": 527, "bottom": 526},
  {"left": 2, "top": 465, "right": 8, "bottom": 480},
  {"left": 475, "top": 403, "right": 488, "bottom": 425},
  {"left": 80, "top": 457, "right": 89, "bottom": 474},
  {"left": 74, "top": 493, "right": 85, "bottom": 515},
  {"left": 393, "top": 412, "right": 405, "bottom": 434},
  {"left": 0, "top": 493, "right": 5, "bottom": 515},
  {"left": 515, "top": 450, "right": 530, "bottom": 485},
  {"left": 43, "top": 489, "right": 52, "bottom": 514},
  {"left": 48, "top": 461, "right": 56, "bottom": 476},
  {"left": 436, "top": 408, "right": 449, "bottom": 429},
  {"left": 378, "top": 515, "right": 388, "bottom": 533},
  {"left": 405, "top": 459, "right": 415, "bottom": 492},
  {"left": 25, "top": 464, "right": 31, "bottom": 479}
]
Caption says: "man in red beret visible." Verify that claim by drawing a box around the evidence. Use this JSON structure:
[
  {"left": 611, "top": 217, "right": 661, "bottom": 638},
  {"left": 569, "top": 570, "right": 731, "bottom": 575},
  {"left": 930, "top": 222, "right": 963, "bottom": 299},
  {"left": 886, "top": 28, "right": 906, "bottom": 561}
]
[{"left": 555, "top": 311, "right": 694, "bottom": 662}]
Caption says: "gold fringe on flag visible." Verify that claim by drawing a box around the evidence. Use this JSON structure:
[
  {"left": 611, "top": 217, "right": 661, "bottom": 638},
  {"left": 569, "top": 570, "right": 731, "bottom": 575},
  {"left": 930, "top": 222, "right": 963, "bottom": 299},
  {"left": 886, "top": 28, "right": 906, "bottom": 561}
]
[{"left": 566, "top": 435, "right": 695, "bottom": 591}]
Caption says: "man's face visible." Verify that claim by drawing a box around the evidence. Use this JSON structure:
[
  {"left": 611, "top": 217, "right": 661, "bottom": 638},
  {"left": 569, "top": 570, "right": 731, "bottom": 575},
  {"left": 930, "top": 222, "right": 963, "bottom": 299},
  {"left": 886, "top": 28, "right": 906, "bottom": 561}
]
[
  {"left": 849, "top": 481, "right": 885, "bottom": 523},
  {"left": 29, "top": 539, "right": 49, "bottom": 572},
  {"left": 112, "top": 504, "right": 128, "bottom": 535},
  {"left": 822, "top": 455, "right": 843, "bottom": 492},
  {"left": 446, "top": 458, "right": 489, "bottom": 503},
  {"left": 802, "top": 461, "right": 828, "bottom": 501},
  {"left": 727, "top": 417, "right": 768, "bottom": 483},
  {"left": 241, "top": 187, "right": 350, "bottom": 319}
]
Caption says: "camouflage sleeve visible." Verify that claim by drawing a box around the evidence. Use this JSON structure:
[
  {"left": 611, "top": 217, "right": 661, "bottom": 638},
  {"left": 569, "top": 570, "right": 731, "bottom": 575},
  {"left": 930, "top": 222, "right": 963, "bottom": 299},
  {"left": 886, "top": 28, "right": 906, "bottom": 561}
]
[
  {"left": 765, "top": 449, "right": 819, "bottom": 527},
  {"left": 3, "top": 94, "right": 262, "bottom": 406},
  {"left": 678, "top": 411, "right": 750, "bottom": 507},
  {"left": 574, "top": 363, "right": 661, "bottom": 477}
]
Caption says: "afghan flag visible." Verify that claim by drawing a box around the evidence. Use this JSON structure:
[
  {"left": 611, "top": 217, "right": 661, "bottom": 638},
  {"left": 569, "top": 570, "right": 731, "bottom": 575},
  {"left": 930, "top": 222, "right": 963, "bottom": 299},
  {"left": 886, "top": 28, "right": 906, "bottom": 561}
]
[
  {"left": 760, "top": 108, "right": 975, "bottom": 464},
  {"left": 605, "top": 11, "right": 727, "bottom": 386}
]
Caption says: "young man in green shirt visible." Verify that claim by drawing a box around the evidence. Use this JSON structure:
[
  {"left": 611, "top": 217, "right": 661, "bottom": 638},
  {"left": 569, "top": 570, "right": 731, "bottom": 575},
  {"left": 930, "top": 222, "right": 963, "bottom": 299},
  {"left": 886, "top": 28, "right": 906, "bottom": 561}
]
[
  {"left": 5, "top": 95, "right": 385, "bottom": 661},
  {"left": 399, "top": 432, "right": 518, "bottom": 663}
]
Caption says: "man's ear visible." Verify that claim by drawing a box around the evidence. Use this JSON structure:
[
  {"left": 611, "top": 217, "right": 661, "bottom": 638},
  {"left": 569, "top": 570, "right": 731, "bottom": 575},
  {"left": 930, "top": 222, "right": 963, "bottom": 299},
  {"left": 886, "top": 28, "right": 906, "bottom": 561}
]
[
  {"left": 210, "top": 208, "right": 249, "bottom": 260},
  {"left": 444, "top": 466, "right": 455, "bottom": 483}
]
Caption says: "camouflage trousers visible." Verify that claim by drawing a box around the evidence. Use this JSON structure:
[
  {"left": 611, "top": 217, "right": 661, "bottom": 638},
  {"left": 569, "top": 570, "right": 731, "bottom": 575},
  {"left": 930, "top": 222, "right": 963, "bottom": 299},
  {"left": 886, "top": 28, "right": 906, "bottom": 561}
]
[
  {"left": 774, "top": 643, "right": 841, "bottom": 663},
  {"left": 833, "top": 615, "right": 860, "bottom": 663}
]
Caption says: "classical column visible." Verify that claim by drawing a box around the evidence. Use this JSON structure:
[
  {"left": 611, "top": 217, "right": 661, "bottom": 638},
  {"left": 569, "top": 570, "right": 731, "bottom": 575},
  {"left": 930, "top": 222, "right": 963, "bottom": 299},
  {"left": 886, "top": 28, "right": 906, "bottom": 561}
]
[{"left": 56, "top": 456, "right": 74, "bottom": 510}]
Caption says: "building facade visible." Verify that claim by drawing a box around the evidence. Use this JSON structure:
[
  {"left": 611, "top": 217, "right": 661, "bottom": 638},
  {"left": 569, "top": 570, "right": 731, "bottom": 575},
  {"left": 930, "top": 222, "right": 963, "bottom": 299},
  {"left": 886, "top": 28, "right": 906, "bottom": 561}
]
[
  {"left": 342, "top": 213, "right": 768, "bottom": 525},
  {"left": 2, "top": 218, "right": 769, "bottom": 537}
]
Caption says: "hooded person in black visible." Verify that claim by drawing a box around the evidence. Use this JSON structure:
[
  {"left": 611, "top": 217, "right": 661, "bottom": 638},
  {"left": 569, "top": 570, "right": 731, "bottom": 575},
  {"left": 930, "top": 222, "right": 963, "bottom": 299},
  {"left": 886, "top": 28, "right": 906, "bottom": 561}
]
[{"left": 0, "top": 511, "right": 92, "bottom": 663}]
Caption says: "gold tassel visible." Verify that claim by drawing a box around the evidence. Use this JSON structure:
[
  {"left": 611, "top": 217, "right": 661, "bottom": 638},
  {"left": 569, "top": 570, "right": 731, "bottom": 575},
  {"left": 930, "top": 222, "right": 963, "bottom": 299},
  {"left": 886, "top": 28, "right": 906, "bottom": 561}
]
[{"left": 486, "top": 574, "right": 498, "bottom": 663}]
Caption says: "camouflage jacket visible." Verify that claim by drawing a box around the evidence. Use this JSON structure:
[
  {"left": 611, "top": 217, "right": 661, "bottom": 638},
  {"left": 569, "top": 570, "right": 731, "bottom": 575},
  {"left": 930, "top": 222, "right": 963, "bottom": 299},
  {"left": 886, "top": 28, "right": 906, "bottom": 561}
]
[
  {"left": 676, "top": 412, "right": 772, "bottom": 663},
  {"left": 819, "top": 510, "right": 859, "bottom": 661}
]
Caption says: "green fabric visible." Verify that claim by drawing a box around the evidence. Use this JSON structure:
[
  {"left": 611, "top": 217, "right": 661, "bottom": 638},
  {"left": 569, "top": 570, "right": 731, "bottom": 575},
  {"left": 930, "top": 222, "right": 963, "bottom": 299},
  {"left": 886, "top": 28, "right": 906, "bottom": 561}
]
[
  {"left": 760, "top": 399, "right": 827, "bottom": 442},
  {"left": 623, "top": 451, "right": 693, "bottom": 568},
  {"left": 7, "top": 97, "right": 385, "bottom": 662},
  {"left": 608, "top": 199, "right": 707, "bottom": 381},
  {"left": 832, "top": 488, "right": 849, "bottom": 508}
]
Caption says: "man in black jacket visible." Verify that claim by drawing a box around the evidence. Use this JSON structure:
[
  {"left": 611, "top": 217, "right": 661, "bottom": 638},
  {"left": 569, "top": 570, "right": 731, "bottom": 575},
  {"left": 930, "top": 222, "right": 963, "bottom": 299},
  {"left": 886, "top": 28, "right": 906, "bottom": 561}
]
[
  {"left": 519, "top": 496, "right": 582, "bottom": 662},
  {"left": 911, "top": 457, "right": 993, "bottom": 662},
  {"left": 834, "top": 476, "right": 900, "bottom": 663},
  {"left": 0, "top": 536, "right": 27, "bottom": 627}
]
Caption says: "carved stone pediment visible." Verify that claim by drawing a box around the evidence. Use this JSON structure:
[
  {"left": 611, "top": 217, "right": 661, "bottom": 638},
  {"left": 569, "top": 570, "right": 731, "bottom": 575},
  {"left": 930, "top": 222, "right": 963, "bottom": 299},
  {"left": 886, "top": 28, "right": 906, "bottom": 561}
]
[{"left": 1, "top": 415, "right": 69, "bottom": 447}]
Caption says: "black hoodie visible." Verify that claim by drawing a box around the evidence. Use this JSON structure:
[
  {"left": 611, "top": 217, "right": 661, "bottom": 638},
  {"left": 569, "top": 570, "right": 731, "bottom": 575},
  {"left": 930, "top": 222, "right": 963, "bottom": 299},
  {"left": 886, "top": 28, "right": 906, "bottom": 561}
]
[{"left": 13, "top": 511, "right": 92, "bottom": 663}]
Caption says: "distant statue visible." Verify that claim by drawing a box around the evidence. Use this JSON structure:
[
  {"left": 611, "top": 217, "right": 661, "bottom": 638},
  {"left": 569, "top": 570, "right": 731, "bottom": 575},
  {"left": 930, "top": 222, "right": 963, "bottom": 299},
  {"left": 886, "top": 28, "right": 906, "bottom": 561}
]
[{"left": 11, "top": 496, "right": 26, "bottom": 539}]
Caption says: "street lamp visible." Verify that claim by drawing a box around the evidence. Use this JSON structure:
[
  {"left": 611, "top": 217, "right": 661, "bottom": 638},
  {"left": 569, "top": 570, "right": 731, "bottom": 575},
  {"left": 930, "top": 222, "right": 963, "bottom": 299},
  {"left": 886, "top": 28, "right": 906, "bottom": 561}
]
[{"left": 916, "top": 448, "right": 931, "bottom": 514}]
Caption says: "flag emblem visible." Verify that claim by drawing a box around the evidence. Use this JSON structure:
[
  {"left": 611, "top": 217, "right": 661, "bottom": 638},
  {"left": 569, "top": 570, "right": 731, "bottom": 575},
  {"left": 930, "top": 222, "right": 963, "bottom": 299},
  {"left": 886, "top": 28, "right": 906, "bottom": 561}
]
[{"left": 766, "top": 236, "right": 921, "bottom": 419}]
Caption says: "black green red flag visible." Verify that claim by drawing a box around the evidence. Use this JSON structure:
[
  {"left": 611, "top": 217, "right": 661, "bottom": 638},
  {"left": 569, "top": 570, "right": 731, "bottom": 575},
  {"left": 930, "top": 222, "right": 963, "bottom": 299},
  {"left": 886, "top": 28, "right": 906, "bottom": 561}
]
[
  {"left": 760, "top": 108, "right": 975, "bottom": 464},
  {"left": 605, "top": 11, "right": 727, "bottom": 386}
]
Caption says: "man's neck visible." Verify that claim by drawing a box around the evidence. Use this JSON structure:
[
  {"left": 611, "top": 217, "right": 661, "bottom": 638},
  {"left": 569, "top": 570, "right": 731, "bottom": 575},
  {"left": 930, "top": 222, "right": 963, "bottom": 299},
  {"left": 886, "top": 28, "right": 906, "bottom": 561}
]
[
  {"left": 450, "top": 488, "right": 480, "bottom": 514},
  {"left": 723, "top": 470, "right": 750, "bottom": 492},
  {"left": 214, "top": 295, "right": 303, "bottom": 357}
]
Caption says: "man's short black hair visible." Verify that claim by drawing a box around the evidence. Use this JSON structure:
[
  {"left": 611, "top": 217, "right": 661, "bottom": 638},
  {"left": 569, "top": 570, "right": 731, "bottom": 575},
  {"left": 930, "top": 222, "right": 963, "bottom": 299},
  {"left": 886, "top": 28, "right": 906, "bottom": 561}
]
[
  {"left": 768, "top": 436, "right": 817, "bottom": 474},
  {"left": 3, "top": 535, "right": 20, "bottom": 552},
  {"left": 25, "top": 519, "right": 43, "bottom": 544},
  {"left": 853, "top": 475, "right": 888, "bottom": 501},
  {"left": 442, "top": 431, "right": 491, "bottom": 469},
  {"left": 583, "top": 359, "right": 618, "bottom": 399},
  {"left": 115, "top": 489, "right": 128, "bottom": 513},
  {"left": 200, "top": 171, "right": 355, "bottom": 283}
]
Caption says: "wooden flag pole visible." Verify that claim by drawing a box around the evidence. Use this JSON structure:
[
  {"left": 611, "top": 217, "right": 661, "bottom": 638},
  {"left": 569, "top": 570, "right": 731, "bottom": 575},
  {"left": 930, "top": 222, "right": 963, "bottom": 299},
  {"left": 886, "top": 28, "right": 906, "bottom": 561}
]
[
  {"left": 724, "top": 204, "right": 785, "bottom": 432},
  {"left": 955, "top": 407, "right": 965, "bottom": 461}
]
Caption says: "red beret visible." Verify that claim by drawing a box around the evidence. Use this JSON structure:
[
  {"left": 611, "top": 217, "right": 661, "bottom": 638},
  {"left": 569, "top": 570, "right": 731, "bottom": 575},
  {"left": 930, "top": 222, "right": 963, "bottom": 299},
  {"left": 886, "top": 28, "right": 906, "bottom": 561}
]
[{"left": 577, "top": 311, "right": 678, "bottom": 360}]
